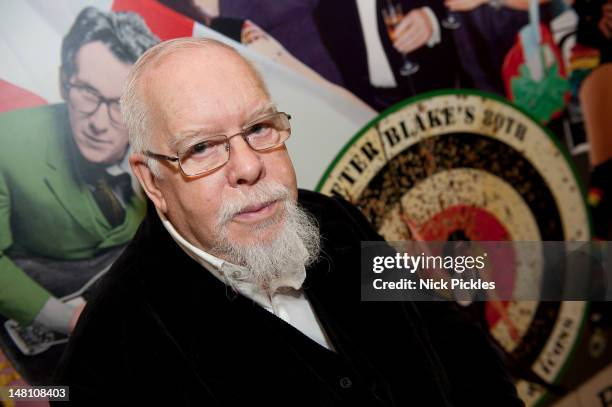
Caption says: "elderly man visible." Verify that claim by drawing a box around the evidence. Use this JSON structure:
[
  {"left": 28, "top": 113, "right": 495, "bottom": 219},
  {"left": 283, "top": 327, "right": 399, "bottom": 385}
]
[{"left": 55, "top": 38, "right": 523, "bottom": 406}]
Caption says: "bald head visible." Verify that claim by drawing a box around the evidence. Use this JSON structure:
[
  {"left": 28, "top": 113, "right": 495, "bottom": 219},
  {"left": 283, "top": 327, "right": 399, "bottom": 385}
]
[{"left": 120, "top": 38, "right": 269, "bottom": 173}]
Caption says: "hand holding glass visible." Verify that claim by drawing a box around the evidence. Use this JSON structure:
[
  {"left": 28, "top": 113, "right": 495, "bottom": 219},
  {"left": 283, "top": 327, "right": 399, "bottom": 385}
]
[{"left": 382, "top": 3, "right": 420, "bottom": 76}]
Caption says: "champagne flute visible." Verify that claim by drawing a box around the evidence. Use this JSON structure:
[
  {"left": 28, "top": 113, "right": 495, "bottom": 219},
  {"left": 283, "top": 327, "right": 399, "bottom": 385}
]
[{"left": 382, "top": 2, "right": 419, "bottom": 76}]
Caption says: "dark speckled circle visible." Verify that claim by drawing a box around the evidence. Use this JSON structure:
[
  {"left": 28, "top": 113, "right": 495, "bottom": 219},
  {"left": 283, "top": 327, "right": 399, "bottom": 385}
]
[{"left": 356, "top": 132, "right": 565, "bottom": 240}]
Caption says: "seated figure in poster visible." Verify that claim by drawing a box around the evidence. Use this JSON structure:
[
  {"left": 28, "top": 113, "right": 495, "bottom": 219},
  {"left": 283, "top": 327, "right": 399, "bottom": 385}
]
[{"left": 0, "top": 7, "right": 158, "bottom": 384}]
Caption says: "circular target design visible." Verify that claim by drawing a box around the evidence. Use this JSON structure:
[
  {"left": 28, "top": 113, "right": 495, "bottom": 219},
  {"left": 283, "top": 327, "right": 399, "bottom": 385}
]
[{"left": 316, "top": 90, "right": 591, "bottom": 406}]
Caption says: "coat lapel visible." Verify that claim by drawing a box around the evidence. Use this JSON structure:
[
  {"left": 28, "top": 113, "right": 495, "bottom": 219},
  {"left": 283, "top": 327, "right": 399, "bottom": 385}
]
[{"left": 43, "top": 115, "right": 103, "bottom": 235}]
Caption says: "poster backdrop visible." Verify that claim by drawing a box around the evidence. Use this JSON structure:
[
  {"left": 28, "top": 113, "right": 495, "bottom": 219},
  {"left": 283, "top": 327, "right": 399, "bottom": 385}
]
[{"left": 0, "top": 0, "right": 611, "bottom": 406}]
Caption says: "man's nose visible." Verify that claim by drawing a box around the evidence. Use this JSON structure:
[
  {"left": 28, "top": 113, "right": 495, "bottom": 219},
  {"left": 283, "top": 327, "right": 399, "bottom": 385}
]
[
  {"left": 226, "top": 136, "right": 265, "bottom": 187},
  {"left": 88, "top": 103, "right": 111, "bottom": 135}
]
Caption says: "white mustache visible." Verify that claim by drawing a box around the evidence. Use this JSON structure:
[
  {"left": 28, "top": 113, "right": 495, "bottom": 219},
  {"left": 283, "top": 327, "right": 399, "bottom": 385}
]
[{"left": 217, "top": 181, "right": 291, "bottom": 227}]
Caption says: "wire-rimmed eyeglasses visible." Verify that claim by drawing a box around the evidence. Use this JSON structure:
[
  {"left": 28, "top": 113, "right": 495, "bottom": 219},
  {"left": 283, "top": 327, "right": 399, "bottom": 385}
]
[{"left": 144, "top": 112, "right": 292, "bottom": 177}]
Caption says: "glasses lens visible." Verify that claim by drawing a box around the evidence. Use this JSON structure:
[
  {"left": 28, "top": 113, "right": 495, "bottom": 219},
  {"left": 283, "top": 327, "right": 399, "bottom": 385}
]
[
  {"left": 69, "top": 86, "right": 100, "bottom": 115},
  {"left": 68, "top": 85, "right": 124, "bottom": 128},
  {"left": 245, "top": 113, "right": 291, "bottom": 151},
  {"left": 179, "top": 135, "right": 228, "bottom": 176},
  {"left": 108, "top": 101, "right": 125, "bottom": 127}
]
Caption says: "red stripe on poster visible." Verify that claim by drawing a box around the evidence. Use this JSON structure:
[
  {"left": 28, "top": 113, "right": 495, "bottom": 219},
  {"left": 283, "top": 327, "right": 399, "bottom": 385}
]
[
  {"left": 0, "top": 80, "right": 47, "bottom": 113},
  {"left": 112, "top": 0, "right": 195, "bottom": 40}
]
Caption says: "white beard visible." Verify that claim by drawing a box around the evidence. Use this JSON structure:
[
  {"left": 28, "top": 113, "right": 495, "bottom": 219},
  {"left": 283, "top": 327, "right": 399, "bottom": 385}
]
[{"left": 211, "top": 181, "right": 321, "bottom": 294}]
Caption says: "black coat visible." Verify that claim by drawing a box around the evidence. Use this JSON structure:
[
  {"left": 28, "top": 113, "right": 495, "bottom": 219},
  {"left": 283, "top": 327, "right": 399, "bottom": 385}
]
[{"left": 54, "top": 190, "right": 523, "bottom": 406}]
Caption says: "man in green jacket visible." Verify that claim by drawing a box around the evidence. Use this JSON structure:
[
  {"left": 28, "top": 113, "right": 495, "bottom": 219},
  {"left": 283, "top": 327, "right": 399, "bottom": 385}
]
[{"left": 0, "top": 7, "right": 158, "bottom": 382}]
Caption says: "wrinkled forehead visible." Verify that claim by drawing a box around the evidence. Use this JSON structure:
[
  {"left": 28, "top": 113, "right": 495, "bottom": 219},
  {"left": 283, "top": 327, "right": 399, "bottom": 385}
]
[{"left": 142, "top": 47, "right": 270, "bottom": 147}]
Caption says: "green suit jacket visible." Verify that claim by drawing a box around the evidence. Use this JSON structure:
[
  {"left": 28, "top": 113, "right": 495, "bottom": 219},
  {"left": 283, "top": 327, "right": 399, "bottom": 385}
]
[{"left": 0, "top": 103, "right": 145, "bottom": 324}]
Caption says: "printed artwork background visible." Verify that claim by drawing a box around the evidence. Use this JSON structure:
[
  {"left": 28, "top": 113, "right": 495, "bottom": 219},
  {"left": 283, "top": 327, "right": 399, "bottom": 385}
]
[{"left": 0, "top": 0, "right": 610, "bottom": 406}]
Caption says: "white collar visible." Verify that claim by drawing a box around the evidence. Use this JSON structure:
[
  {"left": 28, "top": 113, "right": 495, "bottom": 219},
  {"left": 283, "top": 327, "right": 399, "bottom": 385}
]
[{"left": 106, "top": 147, "right": 131, "bottom": 176}]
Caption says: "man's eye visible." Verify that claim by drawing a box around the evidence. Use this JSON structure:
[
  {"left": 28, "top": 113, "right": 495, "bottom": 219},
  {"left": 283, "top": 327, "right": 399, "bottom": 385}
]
[
  {"left": 191, "top": 142, "right": 208, "bottom": 154},
  {"left": 186, "top": 139, "right": 224, "bottom": 158},
  {"left": 251, "top": 124, "right": 265, "bottom": 133},
  {"left": 248, "top": 122, "right": 272, "bottom": 137},
  {"left": 77, "top": 87, "right": 100, "bottom": 102}
]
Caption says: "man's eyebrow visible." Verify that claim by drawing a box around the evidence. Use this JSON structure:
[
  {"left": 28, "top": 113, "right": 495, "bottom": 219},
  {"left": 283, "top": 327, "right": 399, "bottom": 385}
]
[
  {"left": 167, "top": 131, "right": 208, "bottom": 153},
  {"left": 70, "top": 78, "right": 121, "bottom": 100},
  {"left": 69, "top": 79, "right": 99, "bottom": 93},
  {"left": 245, "top": 102, "right": 278, "bottom": 123}
]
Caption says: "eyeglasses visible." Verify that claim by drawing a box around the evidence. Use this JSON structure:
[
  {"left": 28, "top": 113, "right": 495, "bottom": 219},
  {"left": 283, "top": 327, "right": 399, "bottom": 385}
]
[
  {"left": 145, "top": 112, "right": 291, "bottom": 177},
  {"left": 65, "top": 82, "right": 124, "bottom": 127}
]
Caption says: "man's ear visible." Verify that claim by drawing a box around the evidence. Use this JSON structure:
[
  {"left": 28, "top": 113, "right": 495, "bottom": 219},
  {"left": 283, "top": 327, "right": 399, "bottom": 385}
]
[{"left": 129, "top": 153, "right": 168, "bottom": 213}]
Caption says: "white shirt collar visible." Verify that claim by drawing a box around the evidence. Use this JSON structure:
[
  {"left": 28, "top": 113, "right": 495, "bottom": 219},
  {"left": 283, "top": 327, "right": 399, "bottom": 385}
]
[
  {"left": 106, "top": 147, "right": 131, "bottom": 176},
  {"left": 156, "top": 209, "right": 306, "bottom": 304}
]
